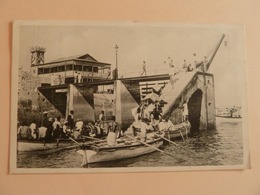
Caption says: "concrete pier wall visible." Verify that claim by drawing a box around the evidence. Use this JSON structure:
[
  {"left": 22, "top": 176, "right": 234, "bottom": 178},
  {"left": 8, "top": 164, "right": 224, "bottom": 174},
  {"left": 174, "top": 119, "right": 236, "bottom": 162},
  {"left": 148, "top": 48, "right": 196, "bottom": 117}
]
[
  {"left": 66, "top": 84, "right": 95, "bottom": 122},
  {"left": 115, "top": 80, "right": 139, "bottom": 129}
]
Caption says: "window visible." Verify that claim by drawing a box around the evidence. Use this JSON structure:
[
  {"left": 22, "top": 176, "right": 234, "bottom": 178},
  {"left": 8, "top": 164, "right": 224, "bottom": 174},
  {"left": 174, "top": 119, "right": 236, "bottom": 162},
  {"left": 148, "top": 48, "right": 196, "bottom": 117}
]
[
  {"left": 66, "top": 64, "right": 73, "bottom": 71},
  {"left": 83, "top": 66, "right": 92, "bottom": 72},
  {"left": 57, "top": 66, "right": 65, "bottom": 72},
  {"left": 38, "top": 68, "right": 44, "bottom": 74},
  {"left": 51, "top": 67, "right": 57, "bottom": 73},
  {"left": 43, "top": 68, "right": 50, "bottom": 74},
  {"left": 93, "top": 67, "right": 98, "bottom": 72},
  {"left": 75, "top": 65, "right": 82, "bottom": 71}
]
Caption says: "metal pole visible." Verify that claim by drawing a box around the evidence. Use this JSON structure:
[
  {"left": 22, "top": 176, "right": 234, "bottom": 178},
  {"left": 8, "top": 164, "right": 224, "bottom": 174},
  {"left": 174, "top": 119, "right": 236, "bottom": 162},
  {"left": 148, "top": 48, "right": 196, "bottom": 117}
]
[{"left": 115, "top": 45, "right": 119, "bottom": 79}]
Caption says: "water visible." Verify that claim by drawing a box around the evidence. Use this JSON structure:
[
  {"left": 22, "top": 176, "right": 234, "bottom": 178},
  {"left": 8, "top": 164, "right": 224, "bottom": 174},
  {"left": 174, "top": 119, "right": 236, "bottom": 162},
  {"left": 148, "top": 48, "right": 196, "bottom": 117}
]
[{"left": 17, "top": 117, "right": 243, "bottom": 169}]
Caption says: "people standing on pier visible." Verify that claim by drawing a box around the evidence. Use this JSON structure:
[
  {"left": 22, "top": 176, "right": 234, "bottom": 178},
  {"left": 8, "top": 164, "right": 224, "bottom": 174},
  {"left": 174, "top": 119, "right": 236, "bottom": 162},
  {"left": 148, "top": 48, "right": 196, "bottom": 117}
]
[
  {"left": 140, "top": 61, "right": 147, "bottom": 76},
  {"left": 74, "top": 71, "right": 78, "bottom": 83},
  {"left": 77, "top": 72, "right": 82, "bottom": 83},
  {"left": 58, "top": 74, "right": 62, "bottom": 85},
  {"left": 106, "top": 69, "right": 111, "bottom": 79},
  {"left": 187, "top": 64, "right": 193, "bottom": 72},
  {"left": 182, "top": 60, "right": 188, "bottom": 72},
  {"left": 51, "top": 74, "right": 55, "bottom": 86}
]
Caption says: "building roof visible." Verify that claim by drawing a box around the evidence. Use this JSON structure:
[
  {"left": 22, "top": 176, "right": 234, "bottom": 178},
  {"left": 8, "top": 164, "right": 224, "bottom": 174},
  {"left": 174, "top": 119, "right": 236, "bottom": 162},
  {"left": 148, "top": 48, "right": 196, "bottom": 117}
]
[
  {"left": 33, "top": 53, "right": 111, "bottom": 67},
  {"left": 49, "top": 54, "right": 98, "bottom": 63}
]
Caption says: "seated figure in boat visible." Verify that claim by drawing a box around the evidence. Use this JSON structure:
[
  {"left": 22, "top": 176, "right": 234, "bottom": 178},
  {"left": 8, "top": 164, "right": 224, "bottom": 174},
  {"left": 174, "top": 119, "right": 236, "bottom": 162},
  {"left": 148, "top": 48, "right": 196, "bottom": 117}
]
[
  {"left": 150, "top": 107, "right": 162, "bottom": 131},
  {"left": 107, "top": 123, "right": 117, "bottom": 146},
  {"left": 88, "top": 121, "right": 97, "bottom": 138},
  {"left": 17, "top": 123, "right": 30, "bottom": 140},
  {"left": 140, "top": 118, "right": 151, "bottom": 142},
  {"left": 53, "top": 117, "right": 62, "bottom": 139},
  {"left": 158, "top": 117, "right": 175, "bottom": 132},
  {"left": 131, "top": 105, "right": 141, "bottom": 123},
  {"left": 94, "top": 121, "right": 104, "bottom": 138},
  {"left": 74, "top": 118, "right": 84, "bottom": 138},
  {"left": 107, "top": 121, "right": 121, "bottom": 138},
  {"left": 81, "top": 123, "right": 90, "bottom": 137},
  {"left": 107, "top": 126, "right": 117, "bottom": 146},
  {"left": 62, "top": 121, "right": 72, "bottom": 138}
]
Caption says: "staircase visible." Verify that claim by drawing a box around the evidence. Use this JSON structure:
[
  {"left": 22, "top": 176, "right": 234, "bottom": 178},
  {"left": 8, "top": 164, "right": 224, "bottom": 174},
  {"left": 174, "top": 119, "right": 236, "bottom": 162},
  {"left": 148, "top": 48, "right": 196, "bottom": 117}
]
[{"left": 160, "top": 71, "right": 197, "bottom": 116}]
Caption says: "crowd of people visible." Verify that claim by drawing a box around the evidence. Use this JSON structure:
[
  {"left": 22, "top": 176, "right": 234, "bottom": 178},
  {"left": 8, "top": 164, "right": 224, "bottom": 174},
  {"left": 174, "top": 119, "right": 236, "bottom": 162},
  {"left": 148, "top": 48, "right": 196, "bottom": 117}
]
[{"left": 17, "top": 110, "right": 110, "bottom": 142}]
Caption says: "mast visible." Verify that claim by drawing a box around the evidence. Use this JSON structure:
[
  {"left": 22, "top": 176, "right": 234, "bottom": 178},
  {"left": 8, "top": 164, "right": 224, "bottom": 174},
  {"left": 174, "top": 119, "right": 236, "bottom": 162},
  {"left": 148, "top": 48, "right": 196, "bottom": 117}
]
[{"left": 205, "top": 34, "right": 225, "bottom": 71}]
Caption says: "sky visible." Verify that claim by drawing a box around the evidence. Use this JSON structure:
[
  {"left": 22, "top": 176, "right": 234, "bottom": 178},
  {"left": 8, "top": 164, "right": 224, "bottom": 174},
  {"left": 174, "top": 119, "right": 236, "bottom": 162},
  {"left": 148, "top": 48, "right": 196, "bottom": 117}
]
[{"left": 17, "top": 22, "right": 247, "bottom": 108}]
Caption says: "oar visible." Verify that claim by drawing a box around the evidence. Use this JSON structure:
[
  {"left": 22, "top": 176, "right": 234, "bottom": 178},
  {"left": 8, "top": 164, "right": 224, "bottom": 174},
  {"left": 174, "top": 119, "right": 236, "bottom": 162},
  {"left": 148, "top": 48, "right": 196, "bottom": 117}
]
[
  {"left": 125, "top": 135, "right": 175, "bottom": 158},
  {"left": 179, "top": 129, "right": 185, "bottom": 142},
  {"left": 153, "top": 132, "right": 179, "bottom": 147},
  {"left": 68, "top": 136, "right": 83, "bottom": 147},
  {"left": 185, "top": 126, "right": 189, "bottom": 139},
  {"left": 82, "top": 135, "right": 103, "bottom": 141},
  {"left": 154, "top": 132, "right": 197, "bottom": 156}
]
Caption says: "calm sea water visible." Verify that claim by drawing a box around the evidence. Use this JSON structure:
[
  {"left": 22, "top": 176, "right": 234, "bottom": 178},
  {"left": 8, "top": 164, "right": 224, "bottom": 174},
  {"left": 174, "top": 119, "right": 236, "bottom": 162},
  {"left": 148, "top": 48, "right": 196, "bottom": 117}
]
[{"left": 17, "top": 117, "right": 243, "bottom": 169}]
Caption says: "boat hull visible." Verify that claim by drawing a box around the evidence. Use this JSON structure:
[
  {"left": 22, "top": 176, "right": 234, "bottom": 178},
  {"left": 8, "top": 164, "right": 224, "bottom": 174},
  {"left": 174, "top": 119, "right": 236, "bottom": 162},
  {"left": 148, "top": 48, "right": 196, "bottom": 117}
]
[
  {"left": 17, "top": 139, "right": 85, "bottom": 152},
  {"left": 77, "top": 138, "right": 163, "bottom": 165},
  {"left": 165, "top": 122, "right": 190, "bottom": 140}
]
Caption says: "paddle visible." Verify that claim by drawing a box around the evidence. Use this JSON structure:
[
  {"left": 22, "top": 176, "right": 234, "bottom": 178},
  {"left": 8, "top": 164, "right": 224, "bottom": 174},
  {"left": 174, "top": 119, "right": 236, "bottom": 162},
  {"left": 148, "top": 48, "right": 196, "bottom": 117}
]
[
  {"left": 154, "top": 132, "right": 197, "bottom": 156},
  {"left": 125, "top": 135, "right": 175, "bottom": 158},
  {"left": 68, "top": 136, "right": 83, "bottom": 147},
  {"left": 81, "top": 135, "right": 104, "bottom": 141},
  {"left": 153, "top": 132, "right": 179, "bottom": 147},
  {"left": 179, "top": 129, "right": 185, "bottom": 142},
  {"left": 185, "top": 126, "right": 189, "bottom": 139}
]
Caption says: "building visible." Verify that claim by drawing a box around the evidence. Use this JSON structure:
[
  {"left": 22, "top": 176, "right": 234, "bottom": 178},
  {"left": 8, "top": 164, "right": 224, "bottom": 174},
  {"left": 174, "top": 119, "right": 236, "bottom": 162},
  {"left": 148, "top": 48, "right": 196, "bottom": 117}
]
[{"left": 30, "top": 46, "right": 111, "bottom": 85}]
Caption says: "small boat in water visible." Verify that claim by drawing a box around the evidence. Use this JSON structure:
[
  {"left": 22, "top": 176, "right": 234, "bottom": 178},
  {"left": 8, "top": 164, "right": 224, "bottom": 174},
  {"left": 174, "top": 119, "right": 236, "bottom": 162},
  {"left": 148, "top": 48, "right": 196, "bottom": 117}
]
[
  {"left": 76, "top": 133, "right": 163, "bottom": 166},
  {"left": 17, "top": 137, "right": 105, "bottom": 153},
  {"left": 164, "top": 121, "right": 191, "bottom": 140}
]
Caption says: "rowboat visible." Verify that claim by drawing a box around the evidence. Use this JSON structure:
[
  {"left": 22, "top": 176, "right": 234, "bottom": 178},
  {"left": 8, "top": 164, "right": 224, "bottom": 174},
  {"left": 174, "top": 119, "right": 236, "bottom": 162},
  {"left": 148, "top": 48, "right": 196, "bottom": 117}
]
[
  {"left": 17, "top": 137, "right": 105, "bottom": 153},
  {"left": 76, "top": 134, "right": 163, "bottom": 166},
  {"left": 165, "top": 121, "right": 191, "bottom": 140}
]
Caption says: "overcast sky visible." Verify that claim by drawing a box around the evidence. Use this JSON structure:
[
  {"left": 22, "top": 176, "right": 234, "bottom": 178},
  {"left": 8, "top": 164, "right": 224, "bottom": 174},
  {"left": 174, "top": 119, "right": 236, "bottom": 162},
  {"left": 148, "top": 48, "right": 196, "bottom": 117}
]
[{"left": 17, "top": 22, "right": 247, "bottom": 108}]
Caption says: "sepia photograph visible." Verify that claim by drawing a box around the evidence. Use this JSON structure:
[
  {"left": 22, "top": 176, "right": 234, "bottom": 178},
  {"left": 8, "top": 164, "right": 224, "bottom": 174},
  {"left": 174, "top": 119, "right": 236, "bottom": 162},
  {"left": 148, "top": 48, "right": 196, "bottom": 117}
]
[{"left": 10, "top": 21, "right": 250, "bottom": 173}]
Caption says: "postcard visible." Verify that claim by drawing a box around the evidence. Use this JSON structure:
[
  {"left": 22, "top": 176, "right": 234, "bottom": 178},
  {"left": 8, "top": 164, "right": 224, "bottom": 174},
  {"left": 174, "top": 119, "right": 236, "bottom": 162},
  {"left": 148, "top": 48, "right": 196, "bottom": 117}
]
[{"left": 10, "top": 21, "right": 250, "bottom": 173}]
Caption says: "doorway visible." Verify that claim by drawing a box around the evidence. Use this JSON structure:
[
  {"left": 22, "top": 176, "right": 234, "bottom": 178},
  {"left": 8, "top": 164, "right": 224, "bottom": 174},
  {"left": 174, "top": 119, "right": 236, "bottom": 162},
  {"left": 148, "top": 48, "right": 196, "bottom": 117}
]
[{"left": 188, "top": 89, "right": 203, "bottom": 133}]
